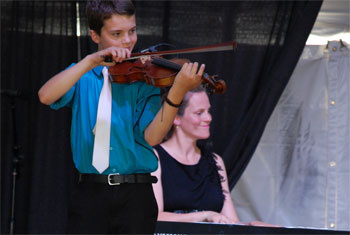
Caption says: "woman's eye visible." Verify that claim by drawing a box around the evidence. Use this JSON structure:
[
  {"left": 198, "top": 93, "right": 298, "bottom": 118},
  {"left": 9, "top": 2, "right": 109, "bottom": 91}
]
[{"left": 112, "top": 32, "right": 121, "bottom": 37}]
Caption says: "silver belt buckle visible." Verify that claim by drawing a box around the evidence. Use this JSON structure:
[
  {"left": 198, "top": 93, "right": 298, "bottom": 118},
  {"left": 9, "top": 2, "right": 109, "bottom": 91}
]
[{"left": 108, "top": 173, "right": 120, "bottom": 185}]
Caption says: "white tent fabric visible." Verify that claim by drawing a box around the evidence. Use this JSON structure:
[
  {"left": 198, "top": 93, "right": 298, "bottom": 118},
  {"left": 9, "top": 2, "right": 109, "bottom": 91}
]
[
  {"left": 311, "top": 0, "right": 349, "bottom": 37},
  {"left": 231, "top": 41, "right": 350, "bottom": 231},
  {"left": 230, "top": 0, "right": 350, "bottom": 231},
  {"left": 307, "top": 0, "right": 350, "bottom": 44}
]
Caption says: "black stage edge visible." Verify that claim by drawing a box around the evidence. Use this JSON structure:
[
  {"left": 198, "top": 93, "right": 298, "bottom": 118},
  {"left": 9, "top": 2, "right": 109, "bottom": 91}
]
[{"left": 155, "top": 221, "right": 349, "bottom": 234}]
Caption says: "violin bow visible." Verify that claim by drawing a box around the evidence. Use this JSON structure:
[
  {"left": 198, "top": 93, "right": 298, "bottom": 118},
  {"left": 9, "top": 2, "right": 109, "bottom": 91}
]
[
  {"left": 104, "top": 41, "right": 236, "bottom": 62},
  {"left": 129, "top": 41, "right": 237, "bottom": 59}
]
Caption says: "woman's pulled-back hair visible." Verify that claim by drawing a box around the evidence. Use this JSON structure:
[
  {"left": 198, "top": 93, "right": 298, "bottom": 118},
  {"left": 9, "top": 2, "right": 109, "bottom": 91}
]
[{"left": 86, "top": 0, "right": 135, "bottom": 35}]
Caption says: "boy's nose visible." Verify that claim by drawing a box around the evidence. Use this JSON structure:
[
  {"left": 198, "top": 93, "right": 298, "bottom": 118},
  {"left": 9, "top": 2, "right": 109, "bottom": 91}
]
[{"left": 123, "top": 34, "right": 131, "bottom": 44}]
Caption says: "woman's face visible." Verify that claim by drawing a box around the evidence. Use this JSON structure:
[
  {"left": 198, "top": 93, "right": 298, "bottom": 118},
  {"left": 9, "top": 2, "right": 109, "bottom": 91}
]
[{"left": 177, "top": 91, "right": 212, "bottom": 140}]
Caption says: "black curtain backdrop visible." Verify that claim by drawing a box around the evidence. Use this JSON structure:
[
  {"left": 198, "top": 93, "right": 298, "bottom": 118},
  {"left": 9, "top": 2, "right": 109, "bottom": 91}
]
[{"left": 1, "top": 1, "right": 322, "bottom": 234}]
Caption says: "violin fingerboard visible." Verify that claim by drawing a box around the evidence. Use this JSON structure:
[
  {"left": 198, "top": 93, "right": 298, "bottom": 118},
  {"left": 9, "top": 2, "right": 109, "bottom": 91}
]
[{"left": 151, "top": 57, "right": 182, "bottom": 71}]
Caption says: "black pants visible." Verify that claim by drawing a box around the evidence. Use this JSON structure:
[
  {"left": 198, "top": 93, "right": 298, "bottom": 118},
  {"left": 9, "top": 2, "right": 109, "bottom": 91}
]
[{"left": 67, "top": 181, "right": 158, "bottom": 234}]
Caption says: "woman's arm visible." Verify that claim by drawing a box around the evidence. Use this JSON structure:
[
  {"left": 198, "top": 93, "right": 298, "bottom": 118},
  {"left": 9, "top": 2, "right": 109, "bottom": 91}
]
[
  {"left": 214, "top": 154, "right": 281, "bottom": 227},
  {"left": 214, "top": 154, "right": 240, "bottom": 223},
  {"left": 144, "top": 63, "right": 204, "bottom": 146}
]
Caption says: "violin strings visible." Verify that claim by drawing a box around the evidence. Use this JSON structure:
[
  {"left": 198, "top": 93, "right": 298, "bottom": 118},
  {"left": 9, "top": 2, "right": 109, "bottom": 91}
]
[{"left": 151, "top": 57, "right": 182, "bottom": 71}]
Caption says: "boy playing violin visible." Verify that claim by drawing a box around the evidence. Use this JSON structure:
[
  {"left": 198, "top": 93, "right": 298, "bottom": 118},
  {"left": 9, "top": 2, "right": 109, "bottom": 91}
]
[{"left": 38, "top": 0, "right": 204, "bottom": 234}]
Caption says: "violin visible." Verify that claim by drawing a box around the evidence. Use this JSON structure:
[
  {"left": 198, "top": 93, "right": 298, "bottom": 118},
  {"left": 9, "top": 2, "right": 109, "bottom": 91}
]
[{"left": 107, "top": 41, "right": 237, "bottom": 94}]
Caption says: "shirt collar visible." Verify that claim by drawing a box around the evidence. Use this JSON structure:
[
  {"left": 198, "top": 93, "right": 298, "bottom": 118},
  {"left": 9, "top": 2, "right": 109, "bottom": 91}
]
[{"left": 92, "top": 66, "right": 105, "bottom": 79}]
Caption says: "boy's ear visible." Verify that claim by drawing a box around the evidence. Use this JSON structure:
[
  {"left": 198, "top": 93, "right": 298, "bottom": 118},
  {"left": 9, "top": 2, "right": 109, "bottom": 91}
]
[{"left": 90, "top": 30, "right": 100, "bottom": 44}]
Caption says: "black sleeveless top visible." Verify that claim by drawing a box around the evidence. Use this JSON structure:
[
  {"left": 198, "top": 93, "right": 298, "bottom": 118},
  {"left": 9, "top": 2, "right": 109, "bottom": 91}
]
[{"left": 155, "top": 145, "right": 225, "bottom": 213}]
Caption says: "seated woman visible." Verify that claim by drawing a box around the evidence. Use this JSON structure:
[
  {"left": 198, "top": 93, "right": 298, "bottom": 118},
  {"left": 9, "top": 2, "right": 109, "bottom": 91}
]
[
  {"left": 152, "top": 85, "right": 278, "bottom": 226},
  {"left": 152, "top": 85, "right": 240, "bottom": 224}
]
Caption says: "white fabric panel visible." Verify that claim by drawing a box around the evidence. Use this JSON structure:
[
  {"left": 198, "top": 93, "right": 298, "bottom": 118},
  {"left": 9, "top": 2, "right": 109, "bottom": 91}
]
[
  {"left": 311, "top": 0, "right": 349, "bottom": 37},
  {"left": 231, "top": 41, "right": 350, "bottom": 231}
]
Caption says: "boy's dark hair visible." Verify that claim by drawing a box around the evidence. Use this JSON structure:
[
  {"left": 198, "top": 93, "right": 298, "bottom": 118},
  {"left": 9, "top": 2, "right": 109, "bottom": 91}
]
[{"left": 86, "top": 0, "right": 135, "bottom": 35}]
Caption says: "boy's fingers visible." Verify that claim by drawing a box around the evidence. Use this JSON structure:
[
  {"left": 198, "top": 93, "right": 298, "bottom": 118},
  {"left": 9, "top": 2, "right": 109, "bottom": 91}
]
[
  {"left": 115, "top": 49, "right": 122, "bottom": 62},
  {"left": 190, "top": 62, "right": 199, "bottom": 75},
  {"left": 197, "top": 64, "right": 205, "bottom": 76},
  {"left": 120, "top": 49, "right": 126, "bottom": 61},
  {"left": 182, "top": 62, "right": 188, "bottom": 70},
  {"left": 126, "top": 48, "right": 131, "bottom": 58},
  {"left": 100, "top": 47, "right": 133, "bottom": 64}
]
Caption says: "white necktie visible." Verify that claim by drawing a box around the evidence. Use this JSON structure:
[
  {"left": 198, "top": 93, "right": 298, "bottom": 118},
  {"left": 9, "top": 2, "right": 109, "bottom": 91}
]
[{"left": 92, "top": 67, "right": 112, "bottom": 173}]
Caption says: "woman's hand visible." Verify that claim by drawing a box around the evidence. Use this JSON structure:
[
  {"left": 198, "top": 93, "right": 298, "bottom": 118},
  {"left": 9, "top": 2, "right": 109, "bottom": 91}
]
[
  {"left": 248, "top": 220, "right": 281, "bottom": 227},
  {"left": 204, "top": 211, "right": 236, "bottom": 224}
]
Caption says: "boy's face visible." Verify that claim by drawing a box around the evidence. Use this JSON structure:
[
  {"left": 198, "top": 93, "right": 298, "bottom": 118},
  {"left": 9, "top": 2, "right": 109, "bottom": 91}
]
[{"left": 91, "top": 14, "right": 137, "bottom": 52}]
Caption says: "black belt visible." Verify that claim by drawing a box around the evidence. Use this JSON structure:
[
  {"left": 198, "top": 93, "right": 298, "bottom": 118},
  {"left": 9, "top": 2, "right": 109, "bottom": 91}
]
[{"left": 79, "top": 173, "right": 158, "bottom": 185}]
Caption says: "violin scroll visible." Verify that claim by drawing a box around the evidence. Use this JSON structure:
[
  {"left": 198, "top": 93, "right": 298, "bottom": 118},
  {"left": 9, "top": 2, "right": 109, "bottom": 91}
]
[{"left": 202, "top": 74, "right": 226, "bottom": 94}]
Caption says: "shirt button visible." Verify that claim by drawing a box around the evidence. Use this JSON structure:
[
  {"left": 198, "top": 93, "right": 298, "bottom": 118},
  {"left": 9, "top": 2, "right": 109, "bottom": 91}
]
[
  {"left": 332, "top": 47, "right": 337, "bottom": 52},
  {"left": 112, "top": 169, "right": 116, "bottom": 172},
  {"left": 330, "top": 223, "right": 335, "bottom": 228},
  {"left": 110, "top": 147, "right": 113, "bottom": 151},
  {"left": 330, "top": 101, "right": 336, "bottom": 105},
  {"left": 330, "top": 161, "right": 336, "bottom": 167}
]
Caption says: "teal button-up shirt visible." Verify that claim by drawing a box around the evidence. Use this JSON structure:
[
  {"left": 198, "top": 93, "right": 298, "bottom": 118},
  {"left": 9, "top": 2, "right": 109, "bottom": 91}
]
[{"left": 51, "top": 65, "right": 161, "bottom": 175}]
